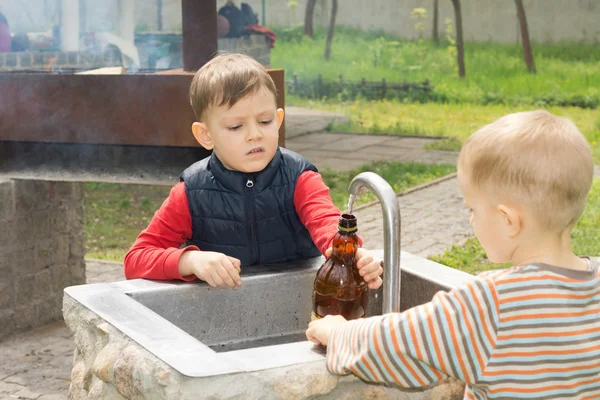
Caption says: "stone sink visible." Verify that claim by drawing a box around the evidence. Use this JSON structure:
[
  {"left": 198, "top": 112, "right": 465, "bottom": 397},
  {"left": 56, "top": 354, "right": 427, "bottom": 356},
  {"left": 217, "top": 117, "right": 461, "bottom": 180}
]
[{"left": 64, "top": 250, "right": 471, "bottom": 399}]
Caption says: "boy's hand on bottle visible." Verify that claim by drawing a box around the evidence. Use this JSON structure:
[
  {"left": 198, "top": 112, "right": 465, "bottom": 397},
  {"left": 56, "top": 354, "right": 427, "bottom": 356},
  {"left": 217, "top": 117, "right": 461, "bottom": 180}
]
[
  {"left": 324, "top": 247, "right": 383, "bottom": 289},
  {"left": 356, "top": 248, "right": 384, "bottom": 289},
  {"left": 306, "top": 314, "right": 347, "bottom": 346},
  {"left": 179, "top": 251, "right": 242, "bottom": 288}
]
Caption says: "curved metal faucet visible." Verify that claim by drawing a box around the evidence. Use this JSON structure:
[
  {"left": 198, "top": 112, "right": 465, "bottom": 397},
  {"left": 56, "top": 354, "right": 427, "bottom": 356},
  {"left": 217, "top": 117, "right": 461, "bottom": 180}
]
[{"left": 349, "top": 172, "right": 401, "bottom": 314}]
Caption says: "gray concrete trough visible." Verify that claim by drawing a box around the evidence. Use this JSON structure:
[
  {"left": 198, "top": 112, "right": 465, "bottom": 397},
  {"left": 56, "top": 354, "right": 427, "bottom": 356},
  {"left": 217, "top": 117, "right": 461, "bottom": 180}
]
[{"left": 64, "top": 250, "right": 470, "bottom": 399}]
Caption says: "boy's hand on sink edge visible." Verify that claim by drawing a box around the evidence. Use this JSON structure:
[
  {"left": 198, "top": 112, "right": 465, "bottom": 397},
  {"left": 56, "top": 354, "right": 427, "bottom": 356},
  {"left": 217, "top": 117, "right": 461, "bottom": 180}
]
[
  {"left": 324, "top": 247, "right": 383, "bottom": 290},
  {"left": 306, "top": 315, "right": 347, "bottom": 346},
  {"left": 178, "top": 250, "right": 242, "bottom": 288}
]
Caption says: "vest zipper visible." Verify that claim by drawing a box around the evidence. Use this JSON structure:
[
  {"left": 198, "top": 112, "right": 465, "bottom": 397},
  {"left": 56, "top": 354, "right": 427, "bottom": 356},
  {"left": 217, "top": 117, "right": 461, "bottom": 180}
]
[{"left": 245, "top": 178, "right": 259, "bottom": 264}]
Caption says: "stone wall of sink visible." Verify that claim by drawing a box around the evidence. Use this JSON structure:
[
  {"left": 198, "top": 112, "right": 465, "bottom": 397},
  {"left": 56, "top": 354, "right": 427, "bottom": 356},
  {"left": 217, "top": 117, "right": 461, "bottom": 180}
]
[{"left": 64, "top": 291, "right": 466, "bottom": 399}]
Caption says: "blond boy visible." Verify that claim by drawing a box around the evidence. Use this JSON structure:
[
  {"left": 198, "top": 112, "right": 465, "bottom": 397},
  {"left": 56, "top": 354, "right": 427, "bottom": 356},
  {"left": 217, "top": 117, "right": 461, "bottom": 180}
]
[
  {"left": 124, "top": 52, "right": 383, "bottom": 289},
  {"left": 307, "top": 110, "right": 599, "bottom": 399}
]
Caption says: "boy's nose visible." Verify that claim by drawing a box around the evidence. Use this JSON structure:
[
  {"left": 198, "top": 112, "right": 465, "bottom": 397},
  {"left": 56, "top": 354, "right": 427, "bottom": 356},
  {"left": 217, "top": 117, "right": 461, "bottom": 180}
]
[{"left": 246, "top": 122, "right": 263, "bottom": 141}]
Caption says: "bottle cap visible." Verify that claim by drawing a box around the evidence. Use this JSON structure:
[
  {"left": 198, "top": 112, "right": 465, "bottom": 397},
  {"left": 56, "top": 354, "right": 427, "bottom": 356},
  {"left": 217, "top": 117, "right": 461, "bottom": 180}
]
[{"left": 338, "top": 213, "right": 358, "bottom": 233}]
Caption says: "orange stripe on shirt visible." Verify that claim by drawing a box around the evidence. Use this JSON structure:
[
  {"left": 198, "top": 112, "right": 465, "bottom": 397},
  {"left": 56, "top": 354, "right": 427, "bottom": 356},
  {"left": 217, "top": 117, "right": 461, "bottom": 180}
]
[
  {"left": 497, "top": 274, "right": 585, "bottom": 285},
  {"left": 483, "top": 360, "right": 600, "bottom": 376},
  {"left": 388, "top": 315, "right": 426, "bottom": 386},
  {"left": 487, "top": 375, "right": 600, "bottom": 394},
  {"left": 500, "top": 308, "right": 600, "bottom": 323},
  {"left": 407, "top": 309, "right": 444, "bottom": 380},
  {"left": 468, "top": 281, "right": 495, "bottom": 348},
  {"left": 456, "top": 289, "right": 486, "bottom": 373},
  {"left": 359, "top": 323, "right": 382, "bottom": 382},
  {"left": 498, "top": 325, "right": 600, "bottom": 340},
  {"left": 441, "top": 295, "right": 470, "bottom": 381},
  {"left": 423, "top": 304, "right": 448, "bottom": 375},
  {"left": 494, "top": 343, "right": 600, "bottom": 358},
  {"left": 371, "top": 319, "right": 404, "bottom": 385},
  {"left": 500, "top": 292, "right": 599, "bottom": 304}
]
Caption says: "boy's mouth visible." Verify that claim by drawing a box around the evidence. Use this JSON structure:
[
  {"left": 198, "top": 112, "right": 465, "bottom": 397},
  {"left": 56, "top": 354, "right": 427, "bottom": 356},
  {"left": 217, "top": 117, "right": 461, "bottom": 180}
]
[{"left": 246, "top": 147, "right": 264, "bottom": 155}]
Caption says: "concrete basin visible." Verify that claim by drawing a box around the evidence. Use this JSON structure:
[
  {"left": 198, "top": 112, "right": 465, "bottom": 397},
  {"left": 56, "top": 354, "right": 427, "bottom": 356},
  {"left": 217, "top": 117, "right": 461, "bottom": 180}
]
[{"left": 64, "top": 250, "right": 471, "bottom": 399}]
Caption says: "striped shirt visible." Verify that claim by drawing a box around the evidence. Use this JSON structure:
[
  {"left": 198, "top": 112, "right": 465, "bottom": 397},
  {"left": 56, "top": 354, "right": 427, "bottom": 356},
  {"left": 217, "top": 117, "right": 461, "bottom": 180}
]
[{"left": 327, "top": 259, "right": 600, "bottom": 399}]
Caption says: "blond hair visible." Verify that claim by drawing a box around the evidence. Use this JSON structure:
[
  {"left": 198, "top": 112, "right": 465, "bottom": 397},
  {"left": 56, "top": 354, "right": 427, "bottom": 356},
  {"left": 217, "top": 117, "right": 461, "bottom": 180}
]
[
  {"left": 189, "top": 52, "right": 277, "bottom": 121},
  {"left": 458, "top": 110, "right": 594, "bottom": 231}
]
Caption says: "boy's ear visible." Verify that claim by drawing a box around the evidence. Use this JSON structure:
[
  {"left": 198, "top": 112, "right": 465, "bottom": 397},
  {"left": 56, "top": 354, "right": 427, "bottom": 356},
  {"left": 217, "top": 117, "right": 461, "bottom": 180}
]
[
  {"left": 192, "top": 122, "right": 213, "bottom": 150},
  {"left": 497, "top": 204, "right": 522, "bottom": 237},
  {"left": 276, "top": 108, "right": 284, "bottom": 131}
]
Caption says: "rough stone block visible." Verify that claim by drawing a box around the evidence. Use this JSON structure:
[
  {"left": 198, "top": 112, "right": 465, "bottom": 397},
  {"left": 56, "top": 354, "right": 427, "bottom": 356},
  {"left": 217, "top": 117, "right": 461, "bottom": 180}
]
[
  {"left": 0, "top": 250, "right": 13, "bottom": 276},
  {"left": 53, "top": 234, "right": 71, "bottom": 265},
  {"left": 33, "top": 269, "right": 52, "bottom": 302},
  {"left": 73, "top": 182, "right": 85, "bottom": 200},
  {"left": 0, "top": 310, "right": 15, "bottom": 342},
  {"left": 32, "top": 211, "right": 51, "bottom": 240},
  {"left": 50, "top": 205, "right": 69, "bottom": 233},
  {"left": 14, "top": 305, "right": 35, "bottom": 331},
  {"left": 0, "top": 179, "right": 15, "bottom": 221},
  {"left": 36, "top": 238, "right": 54, "bottom": 270},
  {"left": 49, "top": 263, "right": 71, "bottom": 293},
  {"left": 70, "top": 230, "right": 86, "bottom": 258},
  {"left": 51, "top": 181, "right": 80, "bottom": 201},
  {"left": 14, "top": 180, "right": 50, "bottom": 212},
  {"left": 0, "top": 282, "right": 15, "bottom": 310},
  {"left": 36, "top": 296, "right": 61, "bottom": 324},
  {"left": 16, "top": 276, "right": 35, "bottom": 305},
  {"left": 69, "top": 258, "right": 87, "bottom": 285},
  {"left": 15, "top": 247, "right": 37, "bottom": 277}
]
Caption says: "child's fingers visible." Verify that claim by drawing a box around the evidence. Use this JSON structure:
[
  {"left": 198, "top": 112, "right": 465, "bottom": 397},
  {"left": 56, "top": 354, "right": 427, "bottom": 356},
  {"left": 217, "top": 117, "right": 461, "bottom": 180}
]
[
  {"left": 216, "top": 265, "right": 237, "bottom": 288},
  {"left": 367, "top": 276, "right": 383, "bottom": 290},
  {"left": 365, "top": 264, "right": 384, "bottom": 281},
  {"left": 223, "top": 258, "right": 242, "bottom": 286},
  {"left": 357, "top": 254, "right": 374, "bottom": 270},
  {"left": 324, "top": 247, "right": 333, "bottom": 258},
  {"left": 305, "top": 325, "right": 323, "bottom": 345},
  {"left": 227, "top": 256, "right": 242, "bottom": 272},
  {"left": 203, "top": 273, "right": 216, "bottom": 287},
  {"left": 359, "top": 259, "right": 381, "bottom": 277},
  {"left": 211, "top": 271, "right": 226, "bottom": 288}
]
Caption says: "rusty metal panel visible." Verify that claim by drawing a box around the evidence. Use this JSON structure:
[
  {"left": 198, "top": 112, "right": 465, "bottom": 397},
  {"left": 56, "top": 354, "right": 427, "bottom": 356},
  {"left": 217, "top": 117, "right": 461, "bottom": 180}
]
[{"left": 0, "top": 69, "right": 285, "bottom": 147}]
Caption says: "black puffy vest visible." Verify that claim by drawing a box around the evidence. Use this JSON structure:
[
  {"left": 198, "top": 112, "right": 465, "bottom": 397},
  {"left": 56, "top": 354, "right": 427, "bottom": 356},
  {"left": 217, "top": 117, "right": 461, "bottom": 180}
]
[{"left": 180, "top": 148, "right": 322, "bottom": 267}]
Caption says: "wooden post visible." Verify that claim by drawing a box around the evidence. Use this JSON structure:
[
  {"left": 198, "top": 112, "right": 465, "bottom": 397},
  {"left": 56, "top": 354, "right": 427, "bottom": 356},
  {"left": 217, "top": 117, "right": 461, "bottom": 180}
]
[{"left": 181, "top": 0, "right": 217, "bottom": 72}]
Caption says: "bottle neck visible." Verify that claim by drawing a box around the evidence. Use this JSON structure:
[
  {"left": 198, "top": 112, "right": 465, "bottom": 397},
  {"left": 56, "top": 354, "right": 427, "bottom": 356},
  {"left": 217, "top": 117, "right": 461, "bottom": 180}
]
[{"left": 331, "top": 229, "right": 358, "bottom": 262}]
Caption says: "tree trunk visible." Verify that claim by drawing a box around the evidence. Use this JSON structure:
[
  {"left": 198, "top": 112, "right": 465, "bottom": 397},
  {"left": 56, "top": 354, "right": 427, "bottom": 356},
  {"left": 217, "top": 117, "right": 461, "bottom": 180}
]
[
  {"left": 324, "top": 0, "right": 338, "bottom": 60},
  {"left": 450, "top": 0, "right": 465, "bottom": 78},
  {"left": 304, "top": 0, "right": 317, "bottom": 37},
  {"left": 515, "top": 0, "right": 536, "bottom": 73},
  {"left": 433, "top": 0, "right": 439, "bottom": 45}
]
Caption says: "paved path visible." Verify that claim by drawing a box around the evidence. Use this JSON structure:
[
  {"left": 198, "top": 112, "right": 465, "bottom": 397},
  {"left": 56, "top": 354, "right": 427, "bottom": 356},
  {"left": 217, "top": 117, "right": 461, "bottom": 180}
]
[{"left": 1, "top": 106, "right": 597, "bottom": 398}]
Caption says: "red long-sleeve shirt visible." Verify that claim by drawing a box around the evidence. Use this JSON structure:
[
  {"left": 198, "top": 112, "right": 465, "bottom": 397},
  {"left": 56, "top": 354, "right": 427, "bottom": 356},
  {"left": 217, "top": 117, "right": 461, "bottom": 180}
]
[{"left": 124, "top": 170, "right": 343, "bottom": 281}]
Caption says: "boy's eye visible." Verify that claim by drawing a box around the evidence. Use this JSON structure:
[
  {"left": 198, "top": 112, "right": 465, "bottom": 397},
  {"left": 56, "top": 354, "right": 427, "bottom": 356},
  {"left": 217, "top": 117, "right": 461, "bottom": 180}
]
[
  {"left": 260, "top": 119, "right": 273, "bottom": 125},
  {"left": 228, "top": 125, "right": 242, "bottom": 131}
]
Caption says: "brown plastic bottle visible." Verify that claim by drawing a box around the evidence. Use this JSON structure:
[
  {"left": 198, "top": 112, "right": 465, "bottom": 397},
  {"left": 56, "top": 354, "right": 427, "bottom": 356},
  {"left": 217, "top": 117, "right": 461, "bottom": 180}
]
[{"left": 312, "top": 214, "right": 368, "bottom": 320}]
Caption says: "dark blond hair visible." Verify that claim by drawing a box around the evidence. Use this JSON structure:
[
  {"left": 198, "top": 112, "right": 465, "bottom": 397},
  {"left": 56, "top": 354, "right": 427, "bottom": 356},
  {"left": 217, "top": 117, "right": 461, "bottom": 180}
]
[
  {"left": 458, "top": 110, "right": 594, "bottom": 231},
  {"left": 189, "top": 52, "right": 277, "bottom": 121}
]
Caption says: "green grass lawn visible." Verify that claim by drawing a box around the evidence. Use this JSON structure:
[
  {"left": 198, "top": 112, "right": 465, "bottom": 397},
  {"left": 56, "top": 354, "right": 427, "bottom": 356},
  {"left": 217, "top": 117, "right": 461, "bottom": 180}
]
[
  {"left": 84, "top": 162, "right": 455, "bottom": 261},
  {"left": 430, "top": 179, "right": 600, "bottom": 275},
  {"left": 272, "top": 27, "right": 600, "bottom": 108},
  {"left": 289, "top": 99, "right": 600, "bottom": 163}
]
